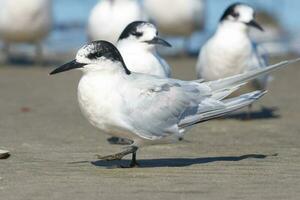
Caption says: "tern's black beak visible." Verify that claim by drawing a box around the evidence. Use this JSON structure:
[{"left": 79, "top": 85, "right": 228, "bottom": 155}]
[
  {"left": 246, "top": 20, "right": 264, "bottom": 31},
  {"left": 145, "top": 37, "right": 172, "bottom": 47},
  {"left": 50, "top": 60, "right": 85, "bottom": 75}
]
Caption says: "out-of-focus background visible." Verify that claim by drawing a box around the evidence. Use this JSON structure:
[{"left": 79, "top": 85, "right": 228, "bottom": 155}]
[
  {"left": 48, "top": 0, "right": 300, "bottom": 54},
  {"left": 1, "top": 1, "right": 300, "bottom": 200},
  {"left": 1, "top": 0, "right": 300, "bottom": 62}
]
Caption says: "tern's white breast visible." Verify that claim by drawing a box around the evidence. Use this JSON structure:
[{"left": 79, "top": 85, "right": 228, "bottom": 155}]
[
  {"left": 197, "top": 27, "right": 253, "bottom": 80},
  {"left": 0, "top": 0, "right": 52, "bottom": 42},
  {"left": 77, "top": 72, "right": 136, "bottom": 140}
]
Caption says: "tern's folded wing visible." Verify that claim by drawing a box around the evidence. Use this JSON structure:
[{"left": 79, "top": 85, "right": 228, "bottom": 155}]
[
  {"left": 179, "top": 91, "right": 265, "bottom": 129},
  {"left": 121, "top": 78, "right": 208, "bottom": 140}
]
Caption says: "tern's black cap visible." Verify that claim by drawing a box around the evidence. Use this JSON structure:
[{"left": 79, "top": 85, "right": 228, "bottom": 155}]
[
  {"left": 118, "top": 21, "right": 148, "bottom": 40},
  {"left": 86, "top": 41, "right": 123, "bottom": 62},
  {"left": 86, "top": 40, "right": 131, "bottom": 74},
  {"left": 50, "top": 40, "right": 131, "bottom": 75},
  {"left": 220, "top": 2, "right": 244, "bottom": 21}
]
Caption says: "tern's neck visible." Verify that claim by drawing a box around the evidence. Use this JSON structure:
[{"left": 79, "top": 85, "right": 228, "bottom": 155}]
[
  {"left": 216, "top": 21, "right": 249, "bottom": 37},
  {"left": 117, "top": 40, "right": 156, "bottom": 54}
]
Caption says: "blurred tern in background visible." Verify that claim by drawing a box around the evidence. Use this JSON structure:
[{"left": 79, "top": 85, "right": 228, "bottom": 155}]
[
  {"left": 0, "top": 0, "right": 52, "bottom": 63},
  {"left": 50, "top": 40, "right": 299, "bottom": 168},
  {"left": 144, "top": 0, "right": 205, "bottom": 36},
  {"left": 196, "top": 3, "right": 269, "bottom": 116},
  {"left": 88, "top": 0, "right": 146, "bottom": 44},
  {"left": 143, "top": 0, "right": 205, "bottom": 52}
]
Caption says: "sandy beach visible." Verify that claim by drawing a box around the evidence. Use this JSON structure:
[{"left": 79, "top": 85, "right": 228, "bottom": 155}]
[{"left": 0, "top": 56, "right": 299, "bottom": 200}]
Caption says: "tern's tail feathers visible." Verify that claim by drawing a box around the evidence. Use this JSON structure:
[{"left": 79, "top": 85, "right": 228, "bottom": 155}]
[
  {"left": 179, "top": 91, "right": 266, "bottom": 128},
  {"left": 199, "top": 91, "right": 266, "bottom": 122},
  {"left": 207, "top": 58, "right": 300, "bottom": 92},
  {"left": 210, "top": 85, "right": 241, "bottom": 100}
]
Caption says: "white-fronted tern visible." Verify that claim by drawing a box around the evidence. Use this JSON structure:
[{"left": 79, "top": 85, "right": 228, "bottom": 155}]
[
  {"left": 50, "top": 40, "right": 299, "bottom": 167},
  {"left": 196, "top": 3, "right": 269, "bottom": 117},
  {"left": 196, "top": 3, "right": 268, "bottom": 89},
  {"left": 117, "top": 21, "right": 172, "bottom": 78}
]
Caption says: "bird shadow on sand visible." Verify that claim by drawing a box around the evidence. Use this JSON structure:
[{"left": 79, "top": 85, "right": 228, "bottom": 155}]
[
  {"left": 221, "top": 107, "right": 280, "bottom": 121},
  {"left": 90, "top": 153, "right": 278, "bottom": 168}
]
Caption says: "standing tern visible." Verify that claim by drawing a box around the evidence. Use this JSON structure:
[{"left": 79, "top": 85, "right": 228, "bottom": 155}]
[
  {"left": 109, "top": 21, "right": 172, "bottom": 145},
  {"left": 196, "top": 3, "right": 269, "bottom": 116},
  {"left": 0, "top": 0, "right": 52, "bottom": 63},
  {"left": 196, "top": 3, "right": 269, "bottom": 88},
  {"left": 50, "top": 40, "right": 299, "bottom": 168},
  {"left": 143, "top": 0, "right": 205, "bottom": 36}
]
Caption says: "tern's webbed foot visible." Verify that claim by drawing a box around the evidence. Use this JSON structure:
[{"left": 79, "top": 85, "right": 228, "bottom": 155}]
[
  {"left": 96, "top": 146, "right": 139, "bottom": 167},
  {"left": 97, "top": 153, "right": 123, "bottom": 161}
]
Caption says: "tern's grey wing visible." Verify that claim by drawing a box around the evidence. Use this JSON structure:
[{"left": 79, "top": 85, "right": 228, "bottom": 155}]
[
  {"left": 121, "top": 76, "right": 209, "bottom": 140},
  {"left": 122, "top": 78, "right": 264, "bottom": 141},
  {"left": 179, "top": 91, "right": 266, "bottom": 129}
]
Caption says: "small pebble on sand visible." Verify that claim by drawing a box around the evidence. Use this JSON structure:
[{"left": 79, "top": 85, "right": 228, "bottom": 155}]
[{"left": 0, "top": 150, "right": 10, "bottom": 159}]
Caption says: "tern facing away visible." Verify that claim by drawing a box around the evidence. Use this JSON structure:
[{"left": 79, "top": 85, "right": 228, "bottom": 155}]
[
  {"left": 50, "top": 40, "right": 299, "bottom": 168},
  {"left": 0, "top": 0, "right": 52, "bottom": 62},
  {"left": 143, "top": 0, "right": 205, "bottom": 36},
  {"left": 87, "top": 0, "right": 146, "bottom": 44},
  {"left": 143, "top": 0, "right": 205, "bottom": 53}
]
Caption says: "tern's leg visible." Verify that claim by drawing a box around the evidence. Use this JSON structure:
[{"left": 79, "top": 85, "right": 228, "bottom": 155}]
[
  {"left": 97, "top": 146, "right": 138, "bottom": 161},
  {"left": 35, "top": 42, "right": 43, "bottom": 65},
  {"left": 246, "top": 104, "right": 253, "bottom": 120},
  {"left": 107, "top": 137, "right": 133, "bottom": 145},
  {"left": 129, "top": 151, "right": 140, "bottom": 168},
  {"left": 2, "top": 42, "right": 10, "bottom": 62}
]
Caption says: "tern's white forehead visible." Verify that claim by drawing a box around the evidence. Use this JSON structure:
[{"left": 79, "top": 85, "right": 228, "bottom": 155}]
[
  {"left": 136, "top": 23, "right": 156, "bottom": 33},
  {"left": 235, "top": 4, "right": 255, "bottom": 22},
  {"left": 76, "top": 44, "right": 93, "bottom": 63},
  {"left": 137, "top": 23, "right": 157, "bottom": 38}
]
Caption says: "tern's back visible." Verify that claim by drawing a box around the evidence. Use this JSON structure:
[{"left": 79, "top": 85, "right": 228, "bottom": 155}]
[
  {"left": 88, "top": 0, "right": 145, "bottom": 43},
  {"left": 144, "top": 0, "right": 205, "bottom": 36},
  {"left": 0, "top": 0, "right": 52, "bottom": 42}
]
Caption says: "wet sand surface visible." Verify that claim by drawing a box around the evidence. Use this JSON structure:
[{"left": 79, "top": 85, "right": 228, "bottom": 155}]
[{"left": 0, "top": 57, "right": 299, "bottom": 200}]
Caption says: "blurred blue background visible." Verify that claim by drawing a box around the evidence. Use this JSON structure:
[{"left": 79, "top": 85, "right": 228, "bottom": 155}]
[{"left": 47, "top": 0, "right": 300, "bottom": 54}]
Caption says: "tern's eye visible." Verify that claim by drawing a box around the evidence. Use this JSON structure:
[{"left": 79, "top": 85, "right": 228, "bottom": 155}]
[
  {"left": 131, "top": 31, "right": 143, "bottom": 37},
  {"left": 232, "top": 12, "right": 239, "bottom": 18},
  {"left": 87, "top": 52, "right": 102, "bottom": 60}
]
